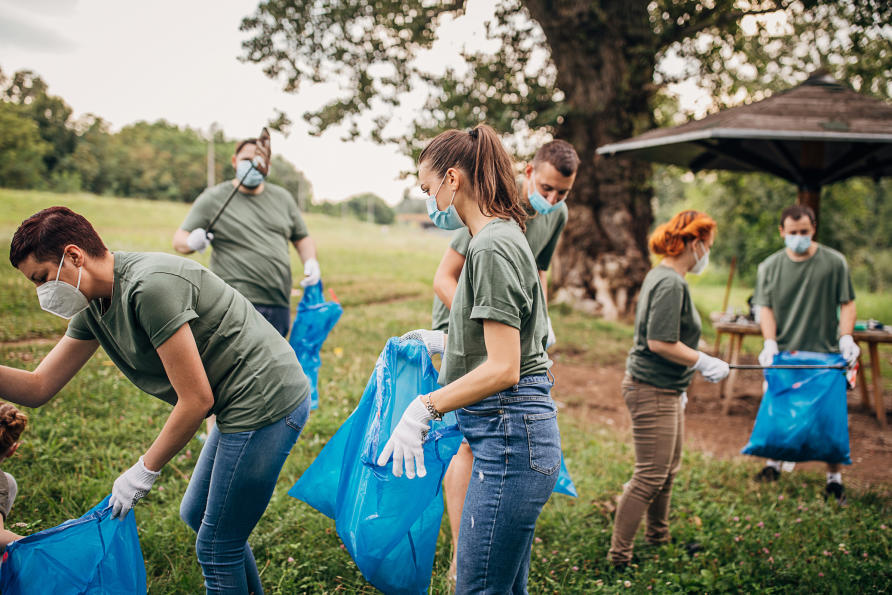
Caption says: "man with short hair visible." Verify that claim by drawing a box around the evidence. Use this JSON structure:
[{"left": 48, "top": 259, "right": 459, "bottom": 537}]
[
  {"left": 433, "top": 139, "right": 580, "bottom": 580},
  {"left": 174, "top": 137, "right": 320, "bottom": 337},
  {"left": 752, "top": 204, "right": 858, "bottom": 504}
]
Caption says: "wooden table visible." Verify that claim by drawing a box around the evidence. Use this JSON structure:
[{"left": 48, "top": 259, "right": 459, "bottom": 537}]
[{"left": 713, "top": 321, "right": 892, "bottom": 426}]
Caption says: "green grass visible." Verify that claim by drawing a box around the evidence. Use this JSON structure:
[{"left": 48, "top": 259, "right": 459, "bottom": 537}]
[{"left": 1, "top": 189, "right": 890, "bottom": 593}]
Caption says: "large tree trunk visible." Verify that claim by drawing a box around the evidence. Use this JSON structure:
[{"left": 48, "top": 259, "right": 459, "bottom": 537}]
[{"left": 526, "top": 1, "right": 656, "bottom": 320}]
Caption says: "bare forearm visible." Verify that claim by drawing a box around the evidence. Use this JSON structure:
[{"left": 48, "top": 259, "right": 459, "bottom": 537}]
[
  {"left": 839, "top": 301, "right": 856, "bottom": 335},
  {"left": 294, "top": 236, "right": 317, "bottom": 263},
  {"left": 759, "top": 306, "right": 777, "bottom": 341},
  {"left": 142, "top": 400, "right": 210, "bottom": 472},
  {"left": 648, "top": 339, "right": 700, "bottom": 367},
  {"left": 0, "top": 528, "right": 23, "bottom": 547},
  {"left": 429, "top": 359, "right": 518, "bottom": 413},
  {"left": 0, "top": 366, "right": 52, "bottom": 407},
  {"left": 172, "top": 229, "right": 193, "bottom": 254},
  {"left": 434, "top": 276, "right": 458, "bottom": 309},
  {"left": 538, "top": 270, "right": 549, "bottom": 307}
]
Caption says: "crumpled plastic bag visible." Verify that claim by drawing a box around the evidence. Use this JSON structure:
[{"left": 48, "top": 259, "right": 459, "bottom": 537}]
[
  {"left": 742, "top": 351, "right": 851, "bottom": 464},
  {"left": 289, "top": 281, "right": 343, "bottom": 409},
  {"left": 290, "top": 337, "right": 462, "bottom": 595},
  {"left": 0, "top": 495, "right": 147, "bottom": 595}
]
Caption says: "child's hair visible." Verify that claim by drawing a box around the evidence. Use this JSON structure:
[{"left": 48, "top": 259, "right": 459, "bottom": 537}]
[
  {"left": 418, "top": 124, "right": 527, "bottom": 231},
  {"left": 0, "top": 403, "right": 28, "bottom": 454},
  {"left": 649, "top": 210, "right": 716, "bottom": 256}
]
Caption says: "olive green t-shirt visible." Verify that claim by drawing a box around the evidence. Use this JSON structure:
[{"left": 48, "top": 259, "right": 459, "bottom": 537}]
[
  {"left": 431, "top": 195, "right": 568, "bottom": 331},
  {"left": 181, "top": 181, "right": 309, "bottom": 308},
  {"left": 625, "top": 265, "right": 701, "bottom": 392},
  {"left": 439, "top": 219, "right": 552, "bottom": 386},
  {"left": 753, "top": 245, "right": 855, "bottom": 353},
  {"left": 66, "top": 252, "right": 309, "bottom": 433},
  {"left": 0, "top": 470, "right": 12, "bottom": 520}
]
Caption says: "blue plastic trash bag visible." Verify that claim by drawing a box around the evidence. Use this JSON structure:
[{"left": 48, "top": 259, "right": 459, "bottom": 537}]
[
  {"left": 554, "top": 455, "right": 578, "bottom": 497},
  {"left": 290, "top": 338, "right": 462, "bottom": 595},
  {"left": 289, "top": 281, "right": 343, "bottom": 409},
  {"left": 0, "top": 495, "right": 147, "bottom": 595},
  {"left": 742, "top": 351, "right": 851, "bottom": 464}
]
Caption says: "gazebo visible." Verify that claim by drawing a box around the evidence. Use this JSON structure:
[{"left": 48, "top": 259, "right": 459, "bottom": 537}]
[{"left": 596, "top": 70, "right": 892, "bottom": 225}]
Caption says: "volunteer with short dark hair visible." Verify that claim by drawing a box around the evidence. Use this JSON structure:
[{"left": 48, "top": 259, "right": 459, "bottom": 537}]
[
  {"left": 608, "top": 210, "right": 729, "bottom": 568},
  {"left": 379, "top": 124, "right": 560, "bottom": 592},
  {"left": 752, "top": 204, "right": 858, "bottom": 503},
  {"left": 3, "top": 206, "right": 311, "bottom": 594}
]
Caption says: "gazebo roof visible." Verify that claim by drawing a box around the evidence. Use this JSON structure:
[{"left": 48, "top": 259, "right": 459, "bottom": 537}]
[{"left": 597, "top": 71, "right": 892, "bottom": 186}]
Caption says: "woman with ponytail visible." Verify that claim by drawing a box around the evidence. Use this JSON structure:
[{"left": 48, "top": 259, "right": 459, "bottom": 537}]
[
  {"left": 608, "top": 210, "right": 730, "bottom": 567},
  {"left": 0, "top": 403, "right": 28, "bottom": 548},
  {"left": 377, "top": 124, "right": 560, "bottom": 592}
]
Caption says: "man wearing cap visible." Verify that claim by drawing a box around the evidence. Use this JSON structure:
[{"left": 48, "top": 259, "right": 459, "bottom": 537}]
[
  {"left": 174, "top": 137, "right": 320, "bottom": 337},
  {"left": 752, "top": 204, "right": 858, "bottom": 504}
]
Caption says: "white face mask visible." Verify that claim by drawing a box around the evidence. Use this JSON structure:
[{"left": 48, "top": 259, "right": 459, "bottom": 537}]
[
  {"left": 690, "top": 241, "right": 710, "bottom": 275},
  {"left": 36, "top": 253, "right": 90, "bottom": 319}
]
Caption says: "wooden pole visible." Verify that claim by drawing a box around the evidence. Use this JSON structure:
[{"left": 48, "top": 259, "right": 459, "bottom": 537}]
[{"left": 722, "top": 255, "right": 737, "bottom": 313}]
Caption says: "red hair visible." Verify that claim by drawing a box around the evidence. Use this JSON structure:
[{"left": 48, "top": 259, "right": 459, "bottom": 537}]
[{"left": 649, "top": 210, "right": 716, "bottom": 257}]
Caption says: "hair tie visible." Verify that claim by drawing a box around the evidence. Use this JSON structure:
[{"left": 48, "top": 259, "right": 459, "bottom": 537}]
[{"left": 468, "top": 128, "right": 479, "bottom": 139}]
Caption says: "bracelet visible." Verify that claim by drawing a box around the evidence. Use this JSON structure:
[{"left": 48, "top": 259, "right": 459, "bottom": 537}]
[{"left": 422, "top": 393, "right": 444, "bottom": 421}]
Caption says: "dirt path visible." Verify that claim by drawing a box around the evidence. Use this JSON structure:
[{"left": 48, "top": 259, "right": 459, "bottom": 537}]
[{"left": 551, "top": 358, "right": 892, "bottom": 491}]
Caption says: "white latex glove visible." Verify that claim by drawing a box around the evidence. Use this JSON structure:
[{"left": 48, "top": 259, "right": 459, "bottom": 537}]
[
  {"left": 400, "top": 329, "right": 445, "bottom": 356},
  {"left": 300, "top": 258, "right": 321, "bottom": 288},
  {"left": 692, "top": 351, "right": 730, "bottom": 383},
  {"left": 186, "top": 228, "right": 213, "bottom": 253},
  {"left": 681, "top": 391, "right": 688, "bottom": 411},
  {"left": 759, "top": 339, "right": 779, "bottom": 368},
  {"left": 110, "top": 456, "right": 160, "bottom": 519},
  {"left": 545, "top": 316, "right": 556, "bottom": 350},
  {"left": 376, "top": 397, "right": 433, "bottom": 479},
  {"left": 838, "top": 334, "right": 860, "bottom": 366}
]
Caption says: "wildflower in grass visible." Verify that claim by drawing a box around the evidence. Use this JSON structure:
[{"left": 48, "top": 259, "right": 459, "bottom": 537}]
[
  {"left": 535, "top": 537, "right": 543, "bottom": 543},
  {"left": 340, "top": 544, "right": 346, "bottom": 550},
  {"left": 734, "top": 535, "right": 742, "bottom": 542},
  {"left": 541, "top": 557, "right": 547, "bottom": 562},
  {"left": 757, "top": 521, "right": 765, "bottom": 528},
  {"left": 823, "top": 550, "right": 832, "bottom": 556},
  {"left": 595, "top": 579, "right": 603, "bottom": 587},
  {"left": 819, "top": 572, "right": 824, "bottom": 577},
  {"left": 288, "top": 557, "right": 295, "bottom": 563},
  {"left": 551, "top": 549, "right": 558, "bottom": 554},
  {"left": 768, "top": 556, "right": 774, "bottom": 564},
  {"left": 881, "top": 524, "right": 887, "bottom": 530},
  {"left": 733, "top": 516, "right": 739, "bottom": 522},
  {"left": 795, "top": 518, "right": 802, "bottom": 523},
  {"left": 762, "top": 548, "right": 770, "bottom": 555},
  {"left": 778, "top": 494, "right": 784, "bottom": 501},
  {"left": 624, "top": 580, "right": 632, "bottom": 588},
  {"left": 572, "top": 566, "right": 579, "bottom": 571},
  {"left": 863, "top": 553, "right": 868, "bottom": 558},
  {"left": 774, "top": 532, "right": 780, "bottom": 537}
]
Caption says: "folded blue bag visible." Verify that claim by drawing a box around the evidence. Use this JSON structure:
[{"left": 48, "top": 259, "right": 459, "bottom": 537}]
[
  {"left": 742, "top": 351, "right": 851, "bottom": 464},
  {"left": 290, "top": 338, "right": 462, "bottom": 595},
  {"left": 289, "top": 281, "right": 343, "bottom": 410},
  {"left": 555, "top": 456, "right": 578, "bottom": 497},
  {"left": 0, "top": 495, "right": 147, "bottom": 594}
]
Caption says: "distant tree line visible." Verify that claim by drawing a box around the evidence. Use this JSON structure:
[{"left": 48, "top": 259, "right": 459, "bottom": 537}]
[{"left": 0, "top": 67, "right": 313, "bottom": 205}]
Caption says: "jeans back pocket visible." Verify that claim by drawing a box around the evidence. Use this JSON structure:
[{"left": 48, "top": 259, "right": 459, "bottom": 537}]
[{"left": 524, "top": 410, "right": 561, "bottom": 475}]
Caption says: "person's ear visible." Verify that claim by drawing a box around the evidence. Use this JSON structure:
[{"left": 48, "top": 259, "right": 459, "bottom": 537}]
[
  {"left": 524, "top": 163, "right": 533, "bottom": 179},
  {"left": 6, "top": 442, "right": 19, "bottom": 458},
  {"left": 64, "top": 244, "right": 86, "bottom": 267}
]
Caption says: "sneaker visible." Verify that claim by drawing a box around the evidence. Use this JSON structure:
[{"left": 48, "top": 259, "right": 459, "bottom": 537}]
[
  {"left": 824, "top": 481, "right": 847, "bottom": 505},
  {"left": 754, "top": 465, "right": 780, "bottom": 482}
]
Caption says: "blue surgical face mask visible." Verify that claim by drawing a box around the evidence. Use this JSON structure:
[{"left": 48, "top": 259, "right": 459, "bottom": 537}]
[
  {"left": 528, "top": 172, "right": 562, "bottom": 215},
  {"left": 236, "top": 159, "right": 265, "bottom": 188},
  {"left": 425, "top": 174, "right": 464, "bottom": 230},
  {"left": 784, "top": 233, "right": 812, "bottom": 254}
]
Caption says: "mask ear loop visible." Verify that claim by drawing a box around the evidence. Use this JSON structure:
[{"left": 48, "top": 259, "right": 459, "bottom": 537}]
[
  {"left": 55, "top": 253, "right": 65, "bottom": 282},
  {"left": 75, "top": 262, "right": 83, "bottom": 291}
]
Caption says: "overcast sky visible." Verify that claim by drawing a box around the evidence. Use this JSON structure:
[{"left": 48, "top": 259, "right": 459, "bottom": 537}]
[{"left": 0, "top": 0, "right": 708, "bottom": 204}]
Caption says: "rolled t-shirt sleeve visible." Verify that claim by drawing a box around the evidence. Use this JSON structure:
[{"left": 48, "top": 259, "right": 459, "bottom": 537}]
[
  {"left": 449, "top": 228, "right": 472, "bottom": 256},
  {"left": 134, "top": 273, "right": 199, "bottom": 348},
  {"left": 289, "top": 200, "right": 310, "bottom": 242},
  {"left": 469, "top": 250, "right": 529, "bottom": 330},
  {"left": 646, "top": 280, "right": 684, "bottom": 343},
  {"left": 65, "top": 311, "right": 95, "bottom": 341},
  {"left": 837, "top": 257, "right": 855, "bottom": 304},
  {"left": 753, "top": 261, "right": 773, "bottom": 308},
  {"left": 535, "top": 210, "right": 567, "bottom": 271},
  {"left": 180, "top": 190, "right": 215, "bottom": 232}
]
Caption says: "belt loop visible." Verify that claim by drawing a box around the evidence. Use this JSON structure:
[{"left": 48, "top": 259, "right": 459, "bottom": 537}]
[{"left": 546, "top": 369, "right": 556, "bottom": 386}]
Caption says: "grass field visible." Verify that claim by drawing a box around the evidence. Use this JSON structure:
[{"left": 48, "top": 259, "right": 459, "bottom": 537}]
[{"left": 0, "top": 189, "right": 889, "bottom": 593}]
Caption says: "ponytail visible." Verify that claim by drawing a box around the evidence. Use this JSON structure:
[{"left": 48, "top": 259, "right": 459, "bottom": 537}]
[
  {"left": 0, "top": 402, "right": 27, "bottom": 454},
  {"left": 419, "top": 124, "right": 527, "bottom": 231},
  {"left": 649, "top": 210, "right": 716, "bottom": 257}
]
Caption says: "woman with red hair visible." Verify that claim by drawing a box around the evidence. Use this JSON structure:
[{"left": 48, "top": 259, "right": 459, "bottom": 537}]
[{"left": 608, "top": 210, "right": 730, "bottom": 567}]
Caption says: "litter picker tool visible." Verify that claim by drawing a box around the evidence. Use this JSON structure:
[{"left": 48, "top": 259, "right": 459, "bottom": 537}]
[
  {"left": 206, "top": 127, "right": 271, "bottom": 233},
  {"left": 729, "top": 364, "right": 847, "bottom": 370}
]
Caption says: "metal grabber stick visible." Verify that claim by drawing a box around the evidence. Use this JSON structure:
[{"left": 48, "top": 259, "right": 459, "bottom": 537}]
[{"left": 729, "top": 364, "right": 847, "bottom": 371}]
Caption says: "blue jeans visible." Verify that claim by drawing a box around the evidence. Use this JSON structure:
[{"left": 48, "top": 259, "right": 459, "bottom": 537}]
[
  {"left": 253, "top": 304, "right": 291, "bottom": 338},
  {"left": 455, "top": 375, "right": 561, "bottom": 594},
  {"left": 180, "top": 399, "right": 310, "bottom": 594}
]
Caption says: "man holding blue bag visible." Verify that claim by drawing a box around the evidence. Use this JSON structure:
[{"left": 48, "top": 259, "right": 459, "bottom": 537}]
[{"left": 752, "top": 204, "right": 858, "bottom": 503}]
